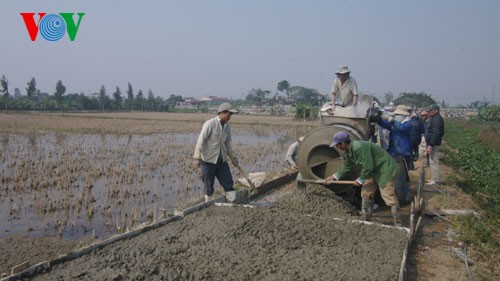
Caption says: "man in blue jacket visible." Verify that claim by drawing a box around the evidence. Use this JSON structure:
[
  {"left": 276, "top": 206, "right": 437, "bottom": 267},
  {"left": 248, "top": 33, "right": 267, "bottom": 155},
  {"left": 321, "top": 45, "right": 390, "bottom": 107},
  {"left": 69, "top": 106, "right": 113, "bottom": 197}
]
[{"left": 375, "top": 105, "right": 413, "bottom": 203}]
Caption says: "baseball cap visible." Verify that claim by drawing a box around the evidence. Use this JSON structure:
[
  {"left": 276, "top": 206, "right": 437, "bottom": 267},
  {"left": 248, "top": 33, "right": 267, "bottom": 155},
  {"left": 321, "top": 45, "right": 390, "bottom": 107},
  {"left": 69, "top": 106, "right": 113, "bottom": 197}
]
[
  {"left": 330, "top": 131, "right": 350, "bottom": 147},
  {"left": 428, "top": 103, "right": 440, "bottom": 111},
  {"left": 217, "top": 103, "right": 239, "bottom": 114}
]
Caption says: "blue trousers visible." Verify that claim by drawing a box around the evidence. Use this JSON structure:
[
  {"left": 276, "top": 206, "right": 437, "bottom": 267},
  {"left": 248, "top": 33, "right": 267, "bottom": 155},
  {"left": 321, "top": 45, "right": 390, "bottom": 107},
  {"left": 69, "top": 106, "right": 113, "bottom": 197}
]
[{"left": 200, "top": 158, "right": 234, "bottom": 196}]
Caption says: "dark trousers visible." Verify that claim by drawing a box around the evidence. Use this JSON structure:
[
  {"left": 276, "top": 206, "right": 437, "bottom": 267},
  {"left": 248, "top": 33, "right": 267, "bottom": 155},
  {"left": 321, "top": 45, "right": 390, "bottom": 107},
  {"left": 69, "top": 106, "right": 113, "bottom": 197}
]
[
  {"left": 200, "top": 157, "right": 234, "bottom": 196},
  {"left": 412, "top": 143, "right": 419, "bottom": 160},
  {"left": 394, "top": 156, "right": 411, "bottom": 203},
  {"left": 405, "top": 155, "right": 414, "bottom": 171}
]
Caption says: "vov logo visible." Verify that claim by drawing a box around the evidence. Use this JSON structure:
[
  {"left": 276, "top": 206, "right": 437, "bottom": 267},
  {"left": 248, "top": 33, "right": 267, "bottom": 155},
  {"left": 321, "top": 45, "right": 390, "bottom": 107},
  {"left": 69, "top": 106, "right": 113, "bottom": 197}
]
[{"left": 20, "top": 13, "right": 85, "bottom": 41}]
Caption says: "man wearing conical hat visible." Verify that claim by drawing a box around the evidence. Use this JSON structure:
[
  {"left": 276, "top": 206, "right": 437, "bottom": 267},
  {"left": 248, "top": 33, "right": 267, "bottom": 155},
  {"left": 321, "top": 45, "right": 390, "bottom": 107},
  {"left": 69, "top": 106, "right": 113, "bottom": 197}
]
[{"left": 331, "top": 65, "right": 358, "bottom": 109}]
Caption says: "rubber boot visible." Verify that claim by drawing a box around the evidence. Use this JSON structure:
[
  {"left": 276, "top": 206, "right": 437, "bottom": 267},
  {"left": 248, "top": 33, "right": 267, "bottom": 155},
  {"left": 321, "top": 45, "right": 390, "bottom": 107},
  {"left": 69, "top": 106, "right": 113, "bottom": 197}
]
[
  {"left": 204, "top": 195, "right": 213, "bottom": 202},
  {"left": 361, "top": 199, "right": 373, "bottom": 221},
  {"left": 391, "top": 205, "right": 402, "bottom": 227},
  {"left": 225, "top": 191, "right": 237, "bottom": 203}
]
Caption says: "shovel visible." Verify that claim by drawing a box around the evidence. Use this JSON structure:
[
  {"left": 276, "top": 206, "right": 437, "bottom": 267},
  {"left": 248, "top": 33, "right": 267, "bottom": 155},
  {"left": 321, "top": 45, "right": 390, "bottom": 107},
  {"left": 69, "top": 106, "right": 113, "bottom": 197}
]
[
  {"left": 298, "top": 179, "right": 356, "bottom": 185},
  {"left": 234, "top": 163, "right": 256, "bottom": 191}
]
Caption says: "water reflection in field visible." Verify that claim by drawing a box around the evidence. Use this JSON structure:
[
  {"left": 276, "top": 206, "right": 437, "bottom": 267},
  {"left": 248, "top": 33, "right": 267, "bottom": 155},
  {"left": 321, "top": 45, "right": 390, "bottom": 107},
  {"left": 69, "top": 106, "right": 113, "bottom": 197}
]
[{"left": 0, "top": 129, "right": 295, "bottom": 240}]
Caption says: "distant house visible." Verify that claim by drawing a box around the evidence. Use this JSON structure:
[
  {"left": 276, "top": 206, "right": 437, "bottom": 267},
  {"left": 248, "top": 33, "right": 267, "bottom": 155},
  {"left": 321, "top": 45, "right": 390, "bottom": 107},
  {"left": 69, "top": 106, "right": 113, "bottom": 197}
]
[
  {"left": 441, "top": 107, "right": 478, "bottom": 119},
  {"left": 174, "top": 96, "right": 233, "bottom": 111},
  {"left": 175, "top": 99, "right": 201, "bottom": 110},
  {"left": 199, "top": 96, "right": 233, "bottom": 112},
  {"left": 200, "top": 96, "right": 231, "bottom": 104}
]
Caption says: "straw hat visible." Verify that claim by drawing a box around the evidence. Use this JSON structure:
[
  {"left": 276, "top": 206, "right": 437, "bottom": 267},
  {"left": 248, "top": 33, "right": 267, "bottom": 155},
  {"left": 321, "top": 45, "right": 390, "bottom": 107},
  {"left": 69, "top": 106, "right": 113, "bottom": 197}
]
[
  {"left": 394, "top": 105, "right": 410, "bottom": 116},
  {"left": 335, "top": 65, "right": 351, "bottom": 74}
]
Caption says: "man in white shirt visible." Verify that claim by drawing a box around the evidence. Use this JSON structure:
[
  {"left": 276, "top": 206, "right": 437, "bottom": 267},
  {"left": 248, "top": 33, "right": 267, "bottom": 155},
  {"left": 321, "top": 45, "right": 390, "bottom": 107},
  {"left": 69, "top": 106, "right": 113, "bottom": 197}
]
[
  {"left": 285, "top": 136, "right": 304, "bottom": 169},
  {"left": 331, "top": 65, "right": 358, "bottom": 110},
  {"left": 193, "top": 103, "right": 239, "bottom": 202}
]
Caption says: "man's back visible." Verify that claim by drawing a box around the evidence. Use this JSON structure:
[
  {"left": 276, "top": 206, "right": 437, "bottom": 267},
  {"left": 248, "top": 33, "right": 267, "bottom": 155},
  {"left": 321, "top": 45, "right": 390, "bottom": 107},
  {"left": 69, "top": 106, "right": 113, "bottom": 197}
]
[{"left": 339, "top": 141, "right": 399, "bottom": 188}]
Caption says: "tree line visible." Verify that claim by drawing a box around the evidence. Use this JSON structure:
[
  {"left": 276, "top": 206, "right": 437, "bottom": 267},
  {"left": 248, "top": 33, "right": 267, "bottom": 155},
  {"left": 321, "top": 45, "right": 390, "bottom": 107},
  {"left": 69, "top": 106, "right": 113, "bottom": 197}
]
[
  {"left": 0, "top": 75, "right": 185, "bottom": 112},
  {"left": 0, "top": 76, "right": 328, "bottom": 113},
  {"left": 3, "top": 75, "right": 495, "bottom": 120}
]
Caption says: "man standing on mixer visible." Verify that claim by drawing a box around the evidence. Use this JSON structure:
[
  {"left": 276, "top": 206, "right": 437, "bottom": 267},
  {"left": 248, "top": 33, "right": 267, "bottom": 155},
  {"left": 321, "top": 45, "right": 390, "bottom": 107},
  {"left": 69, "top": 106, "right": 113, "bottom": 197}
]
[{"left": 331, "top": 65, "right": 359, "bottom": 111}]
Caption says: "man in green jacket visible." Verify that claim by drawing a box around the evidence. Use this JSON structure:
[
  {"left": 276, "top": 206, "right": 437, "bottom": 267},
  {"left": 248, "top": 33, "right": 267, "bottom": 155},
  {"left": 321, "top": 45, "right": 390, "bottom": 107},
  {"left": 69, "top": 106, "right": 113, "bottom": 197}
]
[{"left": 325, "top": 131, "right": 402, "bottom": 226}]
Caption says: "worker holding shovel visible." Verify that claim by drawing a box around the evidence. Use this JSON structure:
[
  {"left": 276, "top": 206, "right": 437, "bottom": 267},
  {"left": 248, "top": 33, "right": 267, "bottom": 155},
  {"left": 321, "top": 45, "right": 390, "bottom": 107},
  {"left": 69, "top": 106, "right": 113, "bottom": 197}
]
[
  {"left": 325, "top": 131, "right": 402, "bottom": 226},
  {"left": 193, "top": 103, "right": 239, "bottom": 202}
]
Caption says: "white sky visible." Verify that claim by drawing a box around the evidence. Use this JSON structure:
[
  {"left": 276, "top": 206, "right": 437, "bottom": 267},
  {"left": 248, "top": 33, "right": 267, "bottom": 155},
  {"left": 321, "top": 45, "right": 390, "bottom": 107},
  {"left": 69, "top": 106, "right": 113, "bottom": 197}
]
[{"left": 1, "top": 0, "right": 500, "bottom": 105}]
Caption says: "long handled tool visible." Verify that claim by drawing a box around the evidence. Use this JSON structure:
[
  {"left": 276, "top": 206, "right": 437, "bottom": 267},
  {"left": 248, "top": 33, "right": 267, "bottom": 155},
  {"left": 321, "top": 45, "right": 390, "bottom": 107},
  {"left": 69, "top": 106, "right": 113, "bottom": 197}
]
[
  {"left": 234, "top": 163, "right": 256, "bottom": 191},
  {"left": 298, "top": 179, "right": 356, "bottom": 185}
]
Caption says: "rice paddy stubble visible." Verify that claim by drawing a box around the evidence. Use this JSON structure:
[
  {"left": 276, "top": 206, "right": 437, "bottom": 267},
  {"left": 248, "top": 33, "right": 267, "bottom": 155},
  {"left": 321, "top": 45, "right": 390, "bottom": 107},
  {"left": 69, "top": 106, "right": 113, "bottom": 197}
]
[{"left": 0, "top": 113, "right": 309, "bottom": 240}]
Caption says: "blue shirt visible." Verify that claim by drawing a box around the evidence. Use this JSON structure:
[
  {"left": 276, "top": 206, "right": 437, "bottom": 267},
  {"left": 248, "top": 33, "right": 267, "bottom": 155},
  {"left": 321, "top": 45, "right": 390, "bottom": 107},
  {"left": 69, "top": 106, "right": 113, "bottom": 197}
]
[{"left": 378, "top": 119, "right": 413, "bottom": 157}]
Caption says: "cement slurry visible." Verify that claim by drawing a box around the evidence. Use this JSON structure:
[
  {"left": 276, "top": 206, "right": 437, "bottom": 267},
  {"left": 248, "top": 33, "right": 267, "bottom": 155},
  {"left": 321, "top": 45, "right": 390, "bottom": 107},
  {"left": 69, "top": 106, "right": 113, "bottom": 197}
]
[{"left": 28, "top": 186, "right": 407, "bottom": 280}]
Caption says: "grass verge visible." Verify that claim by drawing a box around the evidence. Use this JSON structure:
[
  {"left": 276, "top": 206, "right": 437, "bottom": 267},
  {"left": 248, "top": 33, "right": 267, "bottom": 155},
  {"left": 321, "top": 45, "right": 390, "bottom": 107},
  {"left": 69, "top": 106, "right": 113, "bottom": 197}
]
[{"left": 442, "top": 119, "right": 500, "bottom": 268}]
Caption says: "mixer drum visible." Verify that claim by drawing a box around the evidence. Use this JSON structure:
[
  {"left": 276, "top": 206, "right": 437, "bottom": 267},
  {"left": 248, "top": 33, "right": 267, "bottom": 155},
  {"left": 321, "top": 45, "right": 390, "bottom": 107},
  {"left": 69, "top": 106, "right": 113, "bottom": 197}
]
[{"left": 297, "top": 124, "right": 367, "bottom": 193}]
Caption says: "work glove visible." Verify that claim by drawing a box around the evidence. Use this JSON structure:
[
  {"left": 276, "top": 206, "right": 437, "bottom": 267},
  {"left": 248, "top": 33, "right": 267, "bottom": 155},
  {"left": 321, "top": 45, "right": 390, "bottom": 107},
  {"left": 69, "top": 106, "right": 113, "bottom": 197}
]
[
  {"left": 381, "top": 114, "right": 394, "bottom": 123},
  {"left": 368, "top": 111, "right": 382, "bottom": 123}
]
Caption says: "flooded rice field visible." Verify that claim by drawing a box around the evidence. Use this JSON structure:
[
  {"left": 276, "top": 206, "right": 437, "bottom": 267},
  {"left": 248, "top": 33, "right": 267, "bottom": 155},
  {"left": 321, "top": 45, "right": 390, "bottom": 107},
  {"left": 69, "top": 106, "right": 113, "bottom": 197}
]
[{"left": 0, "top": 112, "right": 313, "bottom": 240}]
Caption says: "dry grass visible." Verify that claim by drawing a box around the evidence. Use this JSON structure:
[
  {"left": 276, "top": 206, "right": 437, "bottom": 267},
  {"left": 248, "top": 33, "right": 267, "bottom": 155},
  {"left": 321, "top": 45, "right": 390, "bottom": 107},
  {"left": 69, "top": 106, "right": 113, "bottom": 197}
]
[
  {"left": 0, "top": 112, "right": 315, "bottom": 135},
  {"left": 476, "top": 126, "right": 500, "bottom": 151}
]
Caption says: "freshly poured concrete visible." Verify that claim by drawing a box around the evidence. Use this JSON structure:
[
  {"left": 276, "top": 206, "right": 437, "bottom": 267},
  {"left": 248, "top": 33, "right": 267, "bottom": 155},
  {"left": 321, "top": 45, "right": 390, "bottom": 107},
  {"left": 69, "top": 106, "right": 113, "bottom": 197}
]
[{"left": 26, "top": 185, "right": 407, "bottom": 280}]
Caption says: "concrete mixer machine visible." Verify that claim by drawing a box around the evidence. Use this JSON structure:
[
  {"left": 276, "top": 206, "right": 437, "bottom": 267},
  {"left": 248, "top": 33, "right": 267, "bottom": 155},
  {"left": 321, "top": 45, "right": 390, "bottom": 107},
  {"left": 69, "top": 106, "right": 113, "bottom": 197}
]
[{"left": 296, "top": 95, "right": 379, "bottom": 194}]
